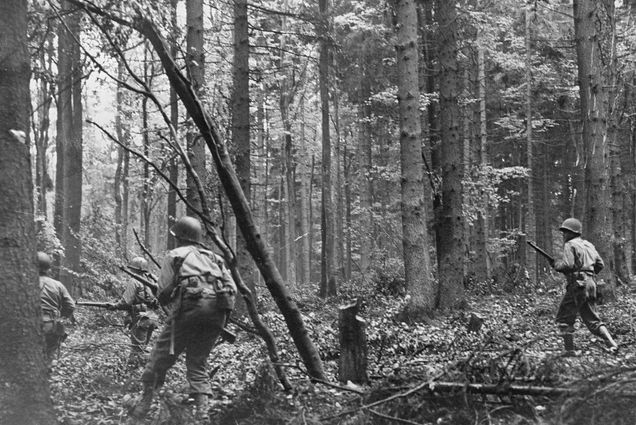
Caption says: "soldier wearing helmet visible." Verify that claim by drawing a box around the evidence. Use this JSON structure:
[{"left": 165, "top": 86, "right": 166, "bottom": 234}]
[
  {"left": 38, "top": 251, "right": 75, "bottom": 363},
  {"left": 551, "top": 218, "right": 618, "bottom": 355},
  {"left": 129, "top": 216, "right": 237, "bottom": 421},
  {"left": 106, "top": 256, "right": 159, "bottom": 367}
]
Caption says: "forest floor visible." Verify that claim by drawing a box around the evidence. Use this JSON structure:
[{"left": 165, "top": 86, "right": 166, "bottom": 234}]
[{"left": 51, "top": 278, "right": 636, "bottom": 425}]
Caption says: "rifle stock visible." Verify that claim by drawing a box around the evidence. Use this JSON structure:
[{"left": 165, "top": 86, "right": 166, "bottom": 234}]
[
  {"left": 527, "top": 241, "right": 554, "bottom": 263},
  {"left": 77, "top": 301, "right": 110, "bottom": 308}
]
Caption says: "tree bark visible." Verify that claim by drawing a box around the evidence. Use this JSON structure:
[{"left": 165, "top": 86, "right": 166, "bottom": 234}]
[
  {"left": 232, "top": 0, "right": 257, "bottom": 308},
  {"left": 167, "top": 0, "right": 179, "bottom": 251},
  {"left": 524, "top": 5, "right": 537, "bottom": 283},
  {"left": 185, "top": 0, "right": 206, "bottom": 216},
  {"left": 114, "top": 58, "right": 130, "bottom": 253},
  {"left": 573, "top": 0, "right": 614, "bottom": 282},
  {"left": 0, "top": 1, "right": 58, "bottom": 422},
  {"left": 395, "top": 0, "right": 435, "bottom": 314},
  {"left": 338, "top": 300, "right": 368, "bottom": 384},
  {"left": 55, "top": 0, "right": 83, "bottom": 296},
  {"left": 435, "top": 0, "right": 465, "bottom": 309},
  {"left": 318, "top": 0, "right": 337, "bottom": 297}
]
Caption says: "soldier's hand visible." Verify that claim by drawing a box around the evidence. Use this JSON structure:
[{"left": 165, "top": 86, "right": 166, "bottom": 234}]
[
  {"left": 549, "top": 258, "right": 555, "bottom": 268},
  {"left": 106, "top": 303, "right": 118, "bottom": 311}
]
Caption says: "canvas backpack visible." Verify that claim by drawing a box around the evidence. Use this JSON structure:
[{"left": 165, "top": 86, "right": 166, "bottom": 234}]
[{"left": 169, "top": 247, "right": 236, "bottom": 319}]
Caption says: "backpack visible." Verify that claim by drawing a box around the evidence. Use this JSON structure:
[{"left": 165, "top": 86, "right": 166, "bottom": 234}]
[{"left": 166, "top": 247, "right": 236, "bottom": 321}]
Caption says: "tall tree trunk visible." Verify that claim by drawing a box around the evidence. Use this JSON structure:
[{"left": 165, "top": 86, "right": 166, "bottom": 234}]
[
  {"left": 232, "top": 0, "right": 257, "bottom": 308},
  {"left": 334, "top": 89, "right": 345, "bottom": 279},
  {"left": 357, "top": 82, "right": 373, "bottom": 278},
  {"left": 319, "top": 0, "right": 337, "bottom": 297},
  {"left": 0, "top": 1, "right": 58, "bottom": 421},
  {"left": 573, "top": 0, "right": 614, "bottom": 282},
  {"left": 55, "top": 1, "right": 83, "bottom": 296},
  {"left": 167, "top": 0, "right": 179, "bottom": 250},
  {"left": 395, "top": 0, "right": 435, "bottom": 315},
  {"left": 435, "top": 0, "right": 465, "bottom": 309},
  {"left": 114, "top": 59, "right": 130, "bottom": 253},
  {"left": 524, "top": 5, "right": 537, "bottom": 283},
  {"left": 185, "top": 0, "right": 206, "bottom": 216},
  {"left": 298, "top": 97, "right": 312, "bottom": 284},
  {"left": 34, "top": 32, "right": 53, "bottom": 217},
  {"left": 474, "top": 43, "right": 490, "bottom": 281},
  {"left": 141, "top": 46, "right": 152, "bottom": 249}
]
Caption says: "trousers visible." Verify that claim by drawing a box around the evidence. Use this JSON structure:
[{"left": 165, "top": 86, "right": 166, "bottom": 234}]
[{"left": 140, "top": 299, "right": 226, "bottom": 395}]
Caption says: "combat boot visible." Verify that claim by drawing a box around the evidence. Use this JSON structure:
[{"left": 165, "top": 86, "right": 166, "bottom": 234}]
[
  {"left": 598, "top": 326, "right": 618, "bottom": 354},
  {"left": 561, "top": 332, "right": 577, "bottom": 357},
  {"left": 194, "top": 393, "right": 209, "bottom": 422},
  {"left": 129, "top": 386, "right": 154, "bottom": 420}
]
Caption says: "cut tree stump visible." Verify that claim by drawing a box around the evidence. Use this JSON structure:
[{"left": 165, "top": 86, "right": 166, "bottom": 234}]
[{"left": 338, "top": 299, "right": 368, "bottom": 384}]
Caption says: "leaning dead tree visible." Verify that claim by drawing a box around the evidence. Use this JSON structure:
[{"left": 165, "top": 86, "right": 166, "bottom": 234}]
[{"left": 67, "top": 0, "right": 326, "bottom": 381}]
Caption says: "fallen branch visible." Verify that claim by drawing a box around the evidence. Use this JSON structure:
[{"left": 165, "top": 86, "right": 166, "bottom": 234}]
[{"left": 132, "top": 228, "right": 161, "bottom": 269}]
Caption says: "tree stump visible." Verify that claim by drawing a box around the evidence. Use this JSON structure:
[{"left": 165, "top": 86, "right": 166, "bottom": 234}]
[{"left": 338, "top": 299, "right": 368, "bottom": 384}]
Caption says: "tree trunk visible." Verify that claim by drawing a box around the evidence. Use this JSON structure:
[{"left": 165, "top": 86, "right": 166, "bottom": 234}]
[
  {"left": 435, "top": 0, "right": 465, "bottom": 309},
  {"left": 114, "top": 58, "right": 130, "bottom": 253},
  {"left": 0, "top": 1, "right": 58, "bottom": 421},
  {"left": 232, "top": 0, "right": 257, "bottom": 309},
  {"left": 338, "top": 300, "right": 368, "bottom": 384},
  {"left": 524, "top": 5, "right": 537, "bottom": 283},
  {"left": 34, "top": 32, "right": 54, "bottom": 217},
  {"left": 395, "top": 0, "right": 435, "bottom": 314},
  {"left": 55, "top": 1, "right": 83, "bottom": 296},
  {"left": 141, "top": 44, "right": 153, "bottom": 249},
  {"left": 167, "top": 0, "right": 179, "bottom": 250},
  {"left": 185, "top": 0, "right": 206, "bottom": 216},
  {"left": 573, "top": 0, "right": 614, "bottom": 282},
  {"left": 319, "top": 0, "right": 337, "bottom": 297},
  {"left": 298, "top": 98, "right": 312, "bottom": 284},
  {"left": 474, "top": 43, "right": 490, "bottom": 281}
]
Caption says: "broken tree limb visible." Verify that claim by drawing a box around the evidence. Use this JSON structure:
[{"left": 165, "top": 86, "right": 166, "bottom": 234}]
[{"left": 132, "top": 228, "right": 161, "bottom": 269}]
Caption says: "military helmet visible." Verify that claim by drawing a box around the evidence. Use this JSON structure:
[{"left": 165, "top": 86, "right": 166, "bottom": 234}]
[
  {"left": 128, "top": 256, "right": 149, "bottom": 272},
  {"left": 170, "top": 216, "right": 202, "bottom": 243},
  {"left": 559, "top": 218, "right": 582, "bottom": 235},
  {"left": 37, "top": 251, "right": 52, "bottom": 272}
]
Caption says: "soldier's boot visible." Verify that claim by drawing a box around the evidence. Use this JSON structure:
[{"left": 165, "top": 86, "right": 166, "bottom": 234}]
[
  {"left": 599, "top": 326, "right": 618, "bottom": 354},
  {"left": 194, "top": 393, "right": 209, "bottom": 422},
  {"left": 561, "top": 332, "right": 577, "bottom": 357},
  {"left": 129, "top": 386, "right": 154, "bottom": 420}
]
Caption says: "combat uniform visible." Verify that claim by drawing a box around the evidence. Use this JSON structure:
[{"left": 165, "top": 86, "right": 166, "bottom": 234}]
[
  {"left": 40, "top": 274, "right": 75, "bottom": 361},
  {"left": 114, "top": 279, "right": 159, "bottom": 364},
  {"left": 140, "top": 244, "right": 236, "bottom": 397},
  {"left": 554, "top": 236, "right": 605, "bottom": 336}
]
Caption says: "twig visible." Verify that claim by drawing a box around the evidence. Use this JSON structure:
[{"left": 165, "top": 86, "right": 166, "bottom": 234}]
[
  {"left": 132, "top": 228, "right": 162, "bottom": 269},
  {"left": 367, "top": 409, "right": 426, "bottom": 425}
]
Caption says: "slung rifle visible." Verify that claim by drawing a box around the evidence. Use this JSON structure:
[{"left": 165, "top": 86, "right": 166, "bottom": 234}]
[{"left": 527, "top": 241, "right": 554, "bottom": 264}]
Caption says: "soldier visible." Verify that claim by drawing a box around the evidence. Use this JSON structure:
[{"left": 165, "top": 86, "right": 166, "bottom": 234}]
[
  {"left": 551, "top": 218, "right": 618, "bottom": 355},
  {"left": 38, "top": 251, "right": 75, "bottom": 363},
  {"left": 129, "top": 216, "right": 237, "bottom": 421},
  {"left": 106, "top": 256, "right": 159, "bottom": 367}
]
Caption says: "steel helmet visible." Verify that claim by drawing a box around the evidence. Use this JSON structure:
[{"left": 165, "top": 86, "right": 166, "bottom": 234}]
[
  {"left": 37, "top": 251, "right": 52, "bottom": 272},
  {"left": 559, "top": 218, "right": 582, "bottom": 235},
  {"left": 128, "top": 256, "right": 149, "bottom": 272},
  {"left": 170, "top": 216, "right": 202, "bottom": 243}
]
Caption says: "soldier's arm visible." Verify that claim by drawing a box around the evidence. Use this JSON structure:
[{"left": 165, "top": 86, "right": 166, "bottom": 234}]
[
  {"left": 217, "top": 255, "right": 237, "bottom": 293},
  {"left": 157, "top": 254, "right": 177, "bottom": 305},
  {"left": 593, "top": 249, "right": 604, "bottom": 274},
  {"left": 553, "top": 245, "right": 577, "bottom": 273},
  {"left": 59, "top": 284, "right": 75, "bottom": 318}
]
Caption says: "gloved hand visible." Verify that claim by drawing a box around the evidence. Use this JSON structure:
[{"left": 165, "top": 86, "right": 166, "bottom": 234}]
[
  {"left": 148, "top": 298, "right": 159, "bottom": 310},
  {"left": 106, "top": 303, "right": 119, "bottom": 311}
]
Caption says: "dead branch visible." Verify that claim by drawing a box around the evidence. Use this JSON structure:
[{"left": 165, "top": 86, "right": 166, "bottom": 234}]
[{"left": 132, "top": 228, "right": 161, "bottom": 269}]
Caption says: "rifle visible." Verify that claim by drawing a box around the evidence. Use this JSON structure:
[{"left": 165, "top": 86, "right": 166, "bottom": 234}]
[
  {"left": 119, "top": 266, "right": 158, "bottom": 295},
  {"left": 76, "top": 301, "right": 112, "bottom": 308},
  {"left": 76, "top": 301, "right": 140, "bottom": 312},
  {"left": 527, "top": 241, "right": 555, "bottom": 264}
]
